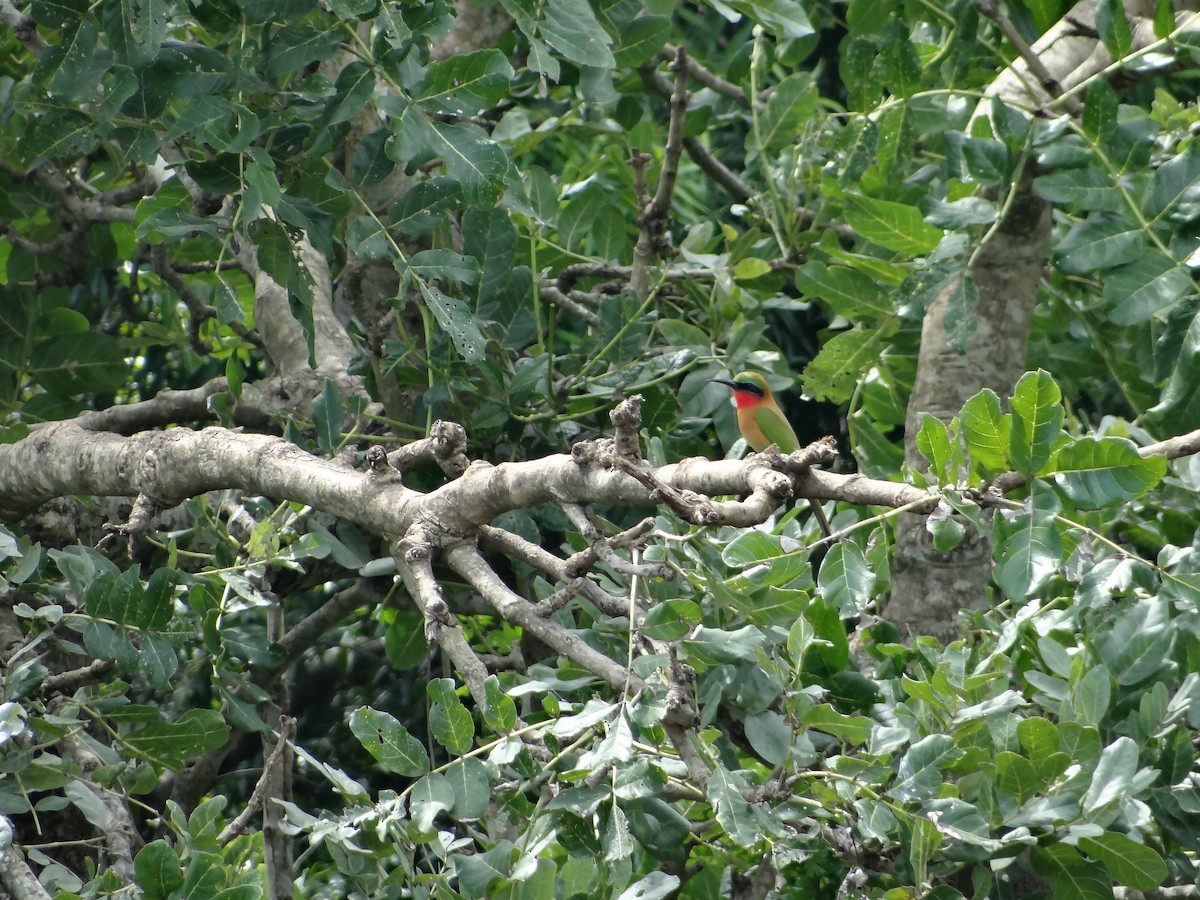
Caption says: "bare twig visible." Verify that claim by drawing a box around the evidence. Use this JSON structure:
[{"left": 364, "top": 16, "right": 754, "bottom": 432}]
[
  {"left": 447, "top": 543, "right": 697, "bottom": 725},
  {"left": 631, "top": 46, "right": 689, "bottom": 297},
  {"left": 975, "top": 0, "right": 1082, "bottom": 115},
  {"left": 0, "top": 819, "right": 53, "bottom": 900},
  {"left": 218, "top": 716, "right": 297, "bottom": 843},
  {"left": 479, "top": 525, "right": 629, "bottom": 618},
  {"left": 388, "top": 420, "right": 470, "bottom": 478},
  {"left": 662, "top": 43, "right": 749, "bottom": 105},
  {"left": 394, "top": 525, "right": 490, "bottom": 705},
  {"left": 0, "top": 0, "right": 46, "bottom": 52},
  {"left": 40, "top": 659, "right": 117, "bottom": 695},
  {"left": 540, "top": 283, "right": 600, "bottom": 324},
  {"left": 61, "top": 733, "right": 139, "bottom": 885}
]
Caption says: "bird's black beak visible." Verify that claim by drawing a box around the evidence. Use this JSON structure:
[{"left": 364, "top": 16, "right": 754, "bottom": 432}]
[{"left": 710, "top": 378, "right": 737, "bottom": 389}]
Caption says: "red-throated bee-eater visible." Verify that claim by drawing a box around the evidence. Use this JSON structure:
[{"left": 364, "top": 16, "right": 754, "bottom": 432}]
[{"left": 712, "top": 371, "right": 832, "bottom": 537}]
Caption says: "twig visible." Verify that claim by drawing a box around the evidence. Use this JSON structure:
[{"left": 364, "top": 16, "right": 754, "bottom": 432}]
[
  {"left": 446, "top": 543, "right": 698, "bottom": 725},
  {"left": 0, "top": 0, "right": 46, "bottom": 52},
  {"left": 61, "top": 733, "right": 138, "bottom": 885},
  {"left": 479, "top": 525, "right": 629, "bottom": 618},
  {"left": 0, "top": 819, "right": 53, "bottom": 900},
  {"left": 387, "top": 420, "right": 470, "bottom": 478},
  {"left": 563, "top": 504, "right": 672, "bottom": 579},
  {"left": 662, "top": 43, "right": 749, "bottom": 105},
  {"left": 393, "top": 525, "right": 490, "bottom": 706},
  {"left": 631, "top": 47, "right": 689, "bottom": 297},
  {"left": 539, "top": 284, "right": 600, "bottom": 324},
  {"left": 682, "top": 136, "right": 753, "bottom": 201},
  {"left": 218, "top": 716, "right": 297, "bottom": 843},
  {"left": 975, "top": 0, "right": 1082, "bottom": 115},
  {"left": 39, "top": 659, "right": 116, "bottom": 695},
  {"left": 646, "top": 46, "right": 690, "bottom": 224}
]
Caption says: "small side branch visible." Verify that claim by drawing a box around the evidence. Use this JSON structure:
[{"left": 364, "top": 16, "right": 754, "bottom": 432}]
[
  {"left": 388, "top": 420, "right": 470, "bottom": 478},
  {"left": 393, "top": 525, "right": 489, "bottom": 706},
  {"left": 631, "top": 46, "right": 689, "bottom": 297},
  {"left": 61, "top": 732, "right": 139, "bottom": 885},
  {"left": 447, "top": 543, "right": 698, "bottom": 725},
  {"left": 218, "top": 716, "right": 297, "bottom": 843},
  {"left": 479, "top": 526, "right": 629, "bottom": 618},
  {"left": 0, "top": 818, "right": 53, "bottom": 900},
  {"left": 975, "top": 0, "right": 1082, "bottom": 115}
]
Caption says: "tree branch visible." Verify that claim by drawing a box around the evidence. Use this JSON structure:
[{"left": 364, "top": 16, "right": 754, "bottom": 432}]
[{"left": 0, "top": 820, "right": 52, "bottom": 900}]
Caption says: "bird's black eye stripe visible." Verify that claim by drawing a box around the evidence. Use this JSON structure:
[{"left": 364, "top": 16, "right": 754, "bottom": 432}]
[{"left": 735, "top": 381, "right": 765, "bottom": 397}]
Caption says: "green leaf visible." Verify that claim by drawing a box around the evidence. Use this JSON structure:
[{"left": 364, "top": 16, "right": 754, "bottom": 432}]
[
  {"left": 707, "top": 765, "right": 777, "bottom": 848},
  {"left": 122, "top": 709, "right": 230, "bottom": 769},
  {"left": 1104, "top": 252, "right": 1193, "bottom": 324},
  {"left": 410, "top": 773, "right": 456, "bottom": 834},
  {"left": 1095, "top": 0, "right": 1133, "bottom": 60},
  {"left": 794, "top": 262, "right": 892, "bottom": 318},
  {"left": 642, "top": 599, "right": 701, "bottom": 641},
  {"left": 1055, "top": 216, "right": 1146, "bottom": 275},
  {"left": 415, "top": 281, "right": 487, "bottom": 363},
  {"left": 799, "top": 704, "right": 872, "bottom": 744},
  {"left": 30, "top": 0, "right": 88, "bottom": 27},
  {"left": 1032, "top": 844, "right": 1115, "bottom": 900},
  {"left": 407, "top": 250, "right": 481, "bottom": 285},
  {"left": 311, "top": 378, "right": 344, "bottom": 455},
  {"left": 1050, "top": 436, "right": 1165, "bottom": 507},
  {"left": 721, "top": 531, "right": 810, "bottom": 589},
  {"left": 428, "top": 121, "right": 510, "bottom": 205},
  {"left": 444, "top": 757, "right": 490, "bottom": 820},
  {"left": 418, "top": 50, "right": 515, "bottom": 116},
  {"left": 346, "top": 215, "right": 392, "bottom": 260},
  {"left": 1082, "top": 736, "right": 1138, "bottom": 818},
  {"left": 1009, "top": 370, "right": 1063, "bottom": 476},
  {"left": 915, "top": 412, "right": 954, "bottom": 480},
  {"left": 995, "top": 751, "right": 1041, "bottom": 806},
  {"left": 39, "top": 16, "right": 100, "bottom": 102},
  {"left": 1079, "top": 832, "right": 1168, "bottom": 891},
  {"left": 801, "top": 325, "right": 892, "bottom": 404},
  {"left": 942, "top": 271, "right": 978, "bottom": 352},
  {"left": 1144, "top": 140, "right": 1200, "bottom": 220},
  {"left": 758, "top": 73, "right": 817, "bottom": 152},
  {"left": 891, "top": 734, "right": 964, "bottom": 802},
  {"left": 322, "top": 61, "right": 376, "bottom": 128},
  {"left": 960, "top": 388, "right": 1010, "bottom": 473},
  {"left": 384, "top": 611, "right": 428, "bottom": 670},
  {"left": 744, "top": 710, "right": 790, "bottom": 765},
  {"left": 994, "top": 494, "right": 1063, "bottom": 602},
  {"left": 263, "top": 22, "right": 343, "bottom": 82},
  {"left": 1033, "top": 169, "right": 1121, "bottom": 211},
  {"left": 101, "top": 0, "right": 169, "bottom": 67},
  {"left": 1099, "top": 596, "right": 1173, "bottom": 686},
  {"left": 482, "top": 675, "right": 517, "bottom": 733},
  {"left": 843, "top": 194, "right": 942, "bottom": 255},
  {"left": 729, "top": 0, "right": 814, "bottom": 39},
  {"left": 430, "top": 698, "right": 474, "bottom": 755},
  {"left": 1072, "top": 664, "right": 1112, "bottom": 727},
  {"left": 29, "top": 330, "right": 127, "bottom": 396},
  {"left": 135, "top": 839, "right": 183, "bottom": 899},
  {"left": 348, "top": 706, "right": 430, "bottom": 776},
  {"left": 540, "top": 0, "right": 615, "bottom": 67},
  {"left": 682, "top": 625, "right": 766, "bottom": 666},
  {"left": 878, "top": 22, "right": 921, "bottom": 99},
  {"left": 612, "top": 16, "right": 672, "bottom": 67},
  {"left": 817, "top": 541, "right": 876, "bottom": 618},
  {"left": 139, "top": 633, "right": 178, "bottom": 691}
]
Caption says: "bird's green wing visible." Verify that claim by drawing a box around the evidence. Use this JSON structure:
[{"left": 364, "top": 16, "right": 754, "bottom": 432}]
[{"left": 753, "top": 406, "right": 800, "bottom": 454}]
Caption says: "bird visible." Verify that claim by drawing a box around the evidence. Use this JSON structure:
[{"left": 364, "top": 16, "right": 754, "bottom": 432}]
[{"left": 712, "top": 371, "right": 832, "bottom": 537}]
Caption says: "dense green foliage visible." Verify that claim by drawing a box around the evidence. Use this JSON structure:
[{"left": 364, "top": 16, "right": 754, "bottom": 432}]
[{"left": 1, "top": 0, "right": 1200, "bottom": 898}]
